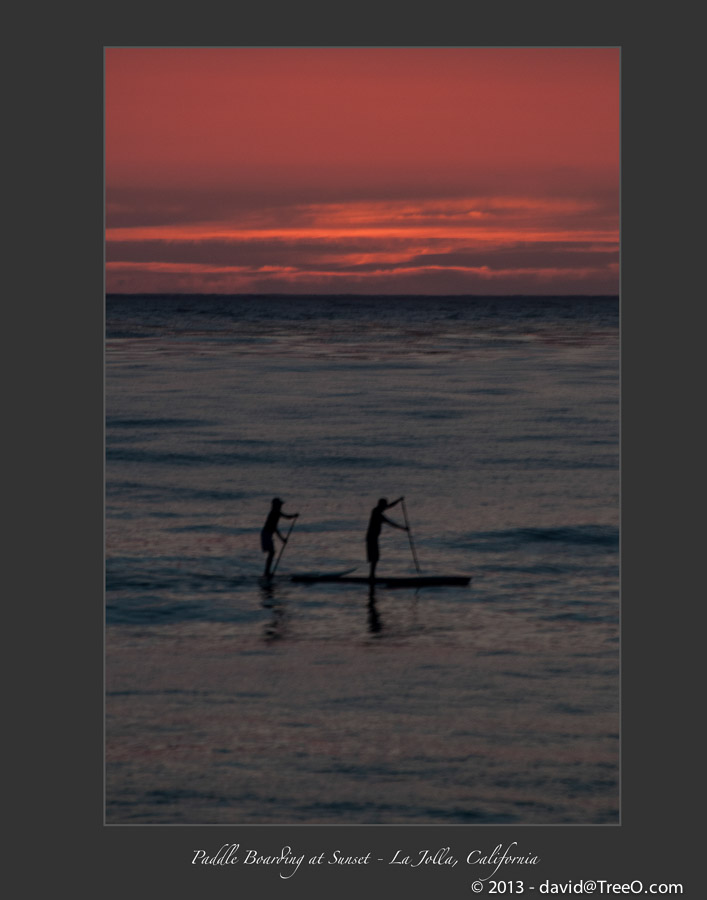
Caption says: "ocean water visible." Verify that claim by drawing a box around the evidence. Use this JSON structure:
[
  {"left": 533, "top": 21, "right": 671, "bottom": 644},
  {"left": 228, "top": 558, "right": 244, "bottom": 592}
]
[{"left": 105, "top": 294, "right": 619, "bottom": 824}]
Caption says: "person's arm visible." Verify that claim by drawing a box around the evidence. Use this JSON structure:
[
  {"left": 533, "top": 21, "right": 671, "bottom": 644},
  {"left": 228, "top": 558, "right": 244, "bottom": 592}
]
[
  {"left": 277, "top": 512, "right": 299, "bottom": 540},
  {"left": 386, "top": 496, "right": 404, "bottom": 509}
]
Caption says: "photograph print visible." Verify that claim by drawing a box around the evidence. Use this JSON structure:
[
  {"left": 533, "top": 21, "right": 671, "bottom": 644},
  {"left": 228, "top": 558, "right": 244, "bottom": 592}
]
[{"left": 105, "top": 47, "right": 620, "bottom": 824}]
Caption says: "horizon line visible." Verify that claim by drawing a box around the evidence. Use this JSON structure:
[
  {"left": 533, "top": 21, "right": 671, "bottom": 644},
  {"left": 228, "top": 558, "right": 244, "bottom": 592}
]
[{"left": 106, "top": 292, "right": 619, "bottom": 299}]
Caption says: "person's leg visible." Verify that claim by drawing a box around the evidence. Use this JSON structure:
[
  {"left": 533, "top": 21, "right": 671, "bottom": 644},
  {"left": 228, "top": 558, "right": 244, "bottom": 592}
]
[
  {"left": 261, "top": 528, "right": 273, "bottom": 577},
  {"left": 264, "top": 548, "right": 275, "bottom": 577},
  {"left": 367, "top": 540, "right": 378, "bottom": 581}
]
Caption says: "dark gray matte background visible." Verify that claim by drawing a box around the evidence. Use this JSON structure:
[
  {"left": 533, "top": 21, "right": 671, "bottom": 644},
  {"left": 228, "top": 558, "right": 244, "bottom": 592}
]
[{"left": 28, "top": 6, "right": 701, "bottom": 898}]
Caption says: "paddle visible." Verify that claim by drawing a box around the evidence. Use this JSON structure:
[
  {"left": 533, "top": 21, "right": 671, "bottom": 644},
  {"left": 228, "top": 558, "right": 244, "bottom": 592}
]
[
  {"left": 400, "top": 498, "right": 421, "bottom": 574},
  {"left": 271, "top": 516, "right": 297, "bottom": 576}
]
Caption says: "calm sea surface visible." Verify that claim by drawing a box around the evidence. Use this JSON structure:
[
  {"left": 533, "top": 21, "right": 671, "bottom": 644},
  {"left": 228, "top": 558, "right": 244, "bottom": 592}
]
[{"left": 105, "top": 295, "right": 619, "bottom": 824}]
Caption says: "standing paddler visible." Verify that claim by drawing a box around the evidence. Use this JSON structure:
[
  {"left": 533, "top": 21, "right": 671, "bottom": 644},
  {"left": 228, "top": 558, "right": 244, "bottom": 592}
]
[
  {"left": 366, "top": 497, "right": 408, "bottom": 582},
  {"left": 261, "top": 498, "right": 299, "bottom": 578}
]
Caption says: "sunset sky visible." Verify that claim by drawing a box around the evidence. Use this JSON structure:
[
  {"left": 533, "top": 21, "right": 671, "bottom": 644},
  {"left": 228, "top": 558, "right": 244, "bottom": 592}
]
[{"left": 105, "top": 47, "right": 619, "bottom": 295}]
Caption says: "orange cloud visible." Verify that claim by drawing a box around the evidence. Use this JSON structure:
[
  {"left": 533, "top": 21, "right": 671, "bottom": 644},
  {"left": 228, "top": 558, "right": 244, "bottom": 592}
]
[{"left": 106, "top": 48, "right": 619, "bottom": 294}]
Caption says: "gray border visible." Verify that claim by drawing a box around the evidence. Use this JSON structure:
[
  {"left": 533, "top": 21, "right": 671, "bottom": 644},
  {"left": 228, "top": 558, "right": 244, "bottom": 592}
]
[{"left": 45, "top": 12, "right": 699, "bottom": 898}]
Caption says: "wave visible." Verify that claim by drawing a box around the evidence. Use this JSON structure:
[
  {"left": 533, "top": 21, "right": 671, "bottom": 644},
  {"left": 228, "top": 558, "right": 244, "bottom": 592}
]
[
  {"left": 106, "top": 446, "right": 433, "bottom": 470},
  {"left": 475, "top": 456, "right": 617, "bottom": 470},
  {"left": 106, "top": 448, "right": 274, "bottom": 466},
  {"left": 456, "top": 525, "right": 618, "bottom": 552},
  {"left": 107, "top": 416, "right": 213, "bottom": 430},
  {"left": 106, "top": 480, "right": 256, "bottom": 503}
]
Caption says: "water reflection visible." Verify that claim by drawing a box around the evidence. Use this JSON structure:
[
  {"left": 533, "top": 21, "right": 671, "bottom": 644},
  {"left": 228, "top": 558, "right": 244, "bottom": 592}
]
[
  {"left": 367, "top": 585, "right": 382, "bottom": 634},
  {"left": 258, "top": 581, "right": 427, "bottom": 642},
  {"left": 260, "top": 582, "right": 287, "bottom": 642}
]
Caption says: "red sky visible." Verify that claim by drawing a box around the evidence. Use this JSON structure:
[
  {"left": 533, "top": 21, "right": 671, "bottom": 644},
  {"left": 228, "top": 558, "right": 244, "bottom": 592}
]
[{"left": 105, "top": 47, "right": 619, "bottom": 295}]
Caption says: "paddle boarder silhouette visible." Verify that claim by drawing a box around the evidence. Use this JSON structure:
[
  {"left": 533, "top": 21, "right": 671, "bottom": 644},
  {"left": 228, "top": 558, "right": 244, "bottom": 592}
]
[
  {"left": 261, "top": 498, "right": 299, "bottom": 577},
  {"left": 366, "top": 496, "right": 408, "bottom": 581}
]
